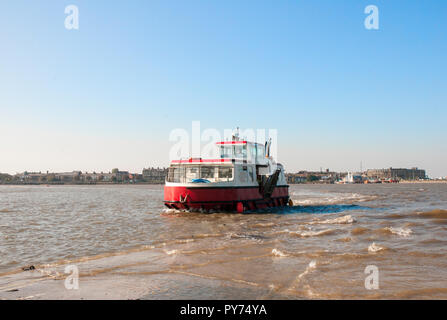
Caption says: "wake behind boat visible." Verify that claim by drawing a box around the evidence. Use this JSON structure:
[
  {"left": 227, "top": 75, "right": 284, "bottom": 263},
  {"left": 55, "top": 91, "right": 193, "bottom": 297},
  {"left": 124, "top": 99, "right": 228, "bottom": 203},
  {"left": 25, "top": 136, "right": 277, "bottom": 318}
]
[{"left": 164, "top": 133, "right": 290, "bottom": 213}]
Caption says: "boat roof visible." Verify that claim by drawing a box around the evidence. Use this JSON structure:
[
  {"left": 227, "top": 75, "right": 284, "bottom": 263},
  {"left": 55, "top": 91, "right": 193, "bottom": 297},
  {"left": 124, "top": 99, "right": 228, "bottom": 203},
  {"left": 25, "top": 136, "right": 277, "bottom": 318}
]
[
  {"left": 215, "top": 141, "right": 264, "bottom": 146},
  {"left": 171, "top": 158, "right": 233, "bottom": 164}
]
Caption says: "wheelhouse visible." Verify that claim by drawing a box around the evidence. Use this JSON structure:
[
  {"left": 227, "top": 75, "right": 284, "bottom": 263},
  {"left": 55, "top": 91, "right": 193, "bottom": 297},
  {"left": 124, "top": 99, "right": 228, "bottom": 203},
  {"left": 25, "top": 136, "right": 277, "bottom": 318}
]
[{"left": 216, "top": 141, "right": 267, "bottom": 164}]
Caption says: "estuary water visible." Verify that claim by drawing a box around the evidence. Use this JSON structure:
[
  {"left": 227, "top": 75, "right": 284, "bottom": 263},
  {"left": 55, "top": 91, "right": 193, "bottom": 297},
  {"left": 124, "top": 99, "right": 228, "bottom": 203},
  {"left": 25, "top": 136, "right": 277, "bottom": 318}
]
[{"left": 0, "top": 183, "right": 446, "bottom": 299}]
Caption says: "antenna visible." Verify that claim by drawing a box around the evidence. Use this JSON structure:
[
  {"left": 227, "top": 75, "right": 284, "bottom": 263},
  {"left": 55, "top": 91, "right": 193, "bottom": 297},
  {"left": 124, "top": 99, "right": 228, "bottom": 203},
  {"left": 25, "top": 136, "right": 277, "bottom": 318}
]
[{"left": 232, "top": 127, "right": 240, "bottom": 141}]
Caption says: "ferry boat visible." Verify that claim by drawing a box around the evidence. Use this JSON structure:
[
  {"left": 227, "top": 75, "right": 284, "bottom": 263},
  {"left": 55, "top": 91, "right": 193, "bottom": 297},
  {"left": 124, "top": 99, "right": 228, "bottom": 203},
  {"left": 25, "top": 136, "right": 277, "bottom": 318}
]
[{"left": 164, "top": 133, "right": 290, "bottom": 213}]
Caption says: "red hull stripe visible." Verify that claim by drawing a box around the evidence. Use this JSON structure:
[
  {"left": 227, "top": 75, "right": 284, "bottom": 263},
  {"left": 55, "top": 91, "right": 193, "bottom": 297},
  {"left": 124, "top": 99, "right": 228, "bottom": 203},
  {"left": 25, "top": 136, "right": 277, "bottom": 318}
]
[
  {"left": 165, "top": 196, "right": 284, "bottom": 204},
  {"left": 164, "top": 185, "right": 289, "bottom": 203},
  {"left": 185, "top": 185, "right": 289, "bottom": 190},
  {"left": 215, "top": 141, "right": 247, "bottom": 145},
  {"left": 171, "top": 158, "right": 232, "bottom": 164}
]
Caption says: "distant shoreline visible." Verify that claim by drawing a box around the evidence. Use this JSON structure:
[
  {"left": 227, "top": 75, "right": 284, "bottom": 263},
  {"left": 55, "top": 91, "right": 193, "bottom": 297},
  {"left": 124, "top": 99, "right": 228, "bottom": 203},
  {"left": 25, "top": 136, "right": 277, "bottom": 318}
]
[
  {"left": 398, "top": 180, "right": 447, "bottom": 184},
  {"left": 0, "top": 182, "right": 164, "bottom": 186},
  {"left": 1, "top": 181, "right": 446, "bottom": 186}
]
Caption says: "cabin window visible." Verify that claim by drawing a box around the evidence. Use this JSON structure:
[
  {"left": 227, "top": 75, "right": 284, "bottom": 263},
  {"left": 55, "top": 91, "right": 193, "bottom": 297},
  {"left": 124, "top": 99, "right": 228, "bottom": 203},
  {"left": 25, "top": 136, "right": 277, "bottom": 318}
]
[
  {"left": 220, "top": 146, "right": 233, "bottom": 158},
  {"left": 186, "top": 166, "right": 199, "bottom": 181},
  {"left": 256, "top": 145, "right": 265, "bottom": 162},
  {"left": 200, "top": 166, "right": 215, "bottom": 180},
  {"left": 168, "top": 165, "right": 233, "bottom": 182},
  {"left": 167, "top": 166, "right": 182, "bottom": 183},
  {"left": 234, "top": 145, "right": 247, "bottom": 160},
  {"left": 220, "top": 145, "right": 247, "bottom": 160},
  {"left": 250, "top": 145, "right": 257, "bottom": 163},
  {"left": 218, "top": 166, "right": 233, "bottom": 181}
]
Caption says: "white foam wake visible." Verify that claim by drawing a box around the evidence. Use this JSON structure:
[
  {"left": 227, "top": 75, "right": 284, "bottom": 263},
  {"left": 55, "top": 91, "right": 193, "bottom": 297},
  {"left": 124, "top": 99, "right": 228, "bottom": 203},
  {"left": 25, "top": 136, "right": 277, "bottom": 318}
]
[
  {"left": 386, "top": 227, "right": 412, "bottom": 237},
  {"left": 309, "top": 215, "right": 356, "bottom": 225},
  {"left": 286, "top": 228, "right": 335, "bottom": 238},
  {"left": 284, "top": 260, "right": 318, "bottom": 294},
  {"left": 297, "top": 260, "right": 317, "bottom": 280},
  {"left": 271, "top": 248, "right": 288, "bottom": 257},
  {"left": 368, "top": 242, "right": 385, "bottom": 253},
  {"left": 291, "top": 191, "right": 375, "bottom": 205}
]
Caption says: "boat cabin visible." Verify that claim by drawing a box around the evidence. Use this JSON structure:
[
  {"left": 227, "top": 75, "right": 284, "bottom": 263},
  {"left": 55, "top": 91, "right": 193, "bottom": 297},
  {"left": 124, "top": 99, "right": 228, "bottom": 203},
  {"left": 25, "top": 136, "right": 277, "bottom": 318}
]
[{"left": 166, "top": 138, "right": 285, "bottom": 186}]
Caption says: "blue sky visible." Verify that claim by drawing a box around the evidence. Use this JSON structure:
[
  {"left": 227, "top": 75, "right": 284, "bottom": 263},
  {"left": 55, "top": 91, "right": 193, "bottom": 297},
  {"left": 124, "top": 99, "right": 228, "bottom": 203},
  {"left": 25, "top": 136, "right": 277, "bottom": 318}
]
[{"left": 0, "top": 1, "right": 446, "bottom": 177}]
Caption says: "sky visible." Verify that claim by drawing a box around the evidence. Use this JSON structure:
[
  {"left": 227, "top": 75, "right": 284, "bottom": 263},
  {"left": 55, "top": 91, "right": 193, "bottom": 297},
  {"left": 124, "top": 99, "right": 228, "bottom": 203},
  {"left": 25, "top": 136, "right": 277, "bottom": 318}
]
[{"left": 0, "top": 0, "right": 446, "bottom": 177}]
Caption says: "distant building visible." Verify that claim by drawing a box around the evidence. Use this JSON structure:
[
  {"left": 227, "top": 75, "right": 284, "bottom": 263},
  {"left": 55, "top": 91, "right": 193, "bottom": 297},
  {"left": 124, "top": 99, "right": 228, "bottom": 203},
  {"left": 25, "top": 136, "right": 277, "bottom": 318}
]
[
  {"left": 100, "top": 173, "right": 114, "bottom": 182},
  {"left": 366, "top": 167, "right": 426, "bottom": 180},
  {"left": 142, "top": 167, "right": 167, "bottom": 183},
  {"left": 16, "top": 172, "right": 48, "bottom": 183},
  {"left": 55, "top": 171, "right": 82, "bottom": 183},
  {"left": 286, "top": 170, "right": 340, "bottom": 184},
  {"left": 0, "top": 173, "right": 12, "bottom": 183},
  {"left": 115, "top": 171, "right": 130, "bottom": 182},
  {"left": 129, "top": 173, "right": 143, "bottom": 183},
  {"left": 286, "top": 174, "right": 307, "bottom": 184},
  {"left": 81, "top": 172, "right": 104, "bottom": 182}
]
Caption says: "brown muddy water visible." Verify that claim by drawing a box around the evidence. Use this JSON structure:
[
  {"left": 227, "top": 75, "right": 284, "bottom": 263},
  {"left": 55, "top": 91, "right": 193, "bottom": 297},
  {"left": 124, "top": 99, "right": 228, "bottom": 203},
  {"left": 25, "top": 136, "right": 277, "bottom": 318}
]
[{"left": 0, "top": 184, "right": 446, "bottom": 299}]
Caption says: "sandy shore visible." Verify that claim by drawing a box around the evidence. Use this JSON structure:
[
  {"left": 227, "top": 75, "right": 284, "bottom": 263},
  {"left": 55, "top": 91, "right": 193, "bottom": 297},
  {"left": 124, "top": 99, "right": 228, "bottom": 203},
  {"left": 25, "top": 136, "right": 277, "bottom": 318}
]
[
  {"left": 0, "top": 248, "right": 162, "bottom": 300},
  {"left": 0, "top": 244, "right": 277, "bottom": 300}
]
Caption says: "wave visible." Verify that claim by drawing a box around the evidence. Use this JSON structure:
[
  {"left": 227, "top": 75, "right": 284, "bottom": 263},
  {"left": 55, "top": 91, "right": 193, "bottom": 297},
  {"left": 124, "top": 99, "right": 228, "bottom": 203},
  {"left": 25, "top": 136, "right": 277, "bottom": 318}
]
[
  {"left": 415, "top": 209, "right": 447, "bottom": 219},
  {"left": 419, "top": 238, "right": 447, "bottom": 245},
  {"left": 284, "top": 259, "right": 318, "bottom": 295},
  {"left": 191, "top": 233, "right": 223, "bottom": 239},
  {"left": 308, "top": 215, "right": 355, "bottom": 225},
  {"left": 335, "top": 237, "right": 352, "bottom": 242},
  {"left": 0, "top": 208, "right": 15, "bottom": 213},
  {"left": 351, "top": 227, "right": 369, "bottom": 235},
  {"left": 291, "top": 191, "right": 377, "bottom": 206},
  {"left": 161, "top": 208, "right": 184, "bottom": 215},
  {"left": 374, "top": 226, "right": 413, "bottom": 237},
  {"left": 297, "top": 260, "right": 317, "bottom": 280},
  {"left": 253, "top": 222, "right": 275, "bottom": 228},
  {"left": 393, "top": 287, "right": 447, "bottom": 299},
  {"left": 381, "top": 213, "right": 406, "bottom": 220},
  {"left": 282, "top": 228, "right": 336, "bottom": 238},
  {"left": 368, "top": 242, "right": 387, "bottom": 253},
  {"left": 171, "top": 238, "right": 195, "bottom": 244},
  {"left": 406, "top": 251, "right": 444, "bottom": 258},
  {"left": 271, "top": 249, "right": 289, "bottom": 257},
  {"left": 278, "top": 204, "right": 366, "bottom": 215},
  {"left": 163, "top": 203, "right": 368, "bottom": 216},
  {"left": 384, "top": 227, "right": 413, "bottom": 237},
  {"left": 334, "top": 252, "right": 370, "bottom": 261},
  {"left": 161, "top": 208, "right": 218, "bottom": 215}
]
